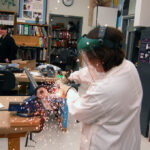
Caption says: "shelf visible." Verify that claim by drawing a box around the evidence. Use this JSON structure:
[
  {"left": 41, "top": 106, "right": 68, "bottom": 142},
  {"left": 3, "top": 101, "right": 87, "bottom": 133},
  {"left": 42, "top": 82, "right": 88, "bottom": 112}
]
[
  {"left": 17, "top": 22, "right": 49, "bottom": 27},
  {"left": 0, "top": 11, "right": 16, "bottom": 14},
  {"left": 51, "top": 46, "right": 77, "bottom": 49},
  {"left": 14, "top": 21, "right": 49, "bottom": 63},
  {"left": 36, "top": 60, "right": 47, "bottom": 62},
  {"left": 15, "top": 34, "right": 48, "bottom": 38},
  {"left": 0, "top": 24, "right": 14, "bottom": 27},
  {"left": 12, "top": 35, "right": 47, "bottom": 48},
  {"left": 52, "top": 29, "right": 75, "bottom": 32},
  {"left": 52, "top": 38, "right": 77, "bottom": 40},
  {"left": 18, "top": 45, "right": 47, "bottom": 48}
]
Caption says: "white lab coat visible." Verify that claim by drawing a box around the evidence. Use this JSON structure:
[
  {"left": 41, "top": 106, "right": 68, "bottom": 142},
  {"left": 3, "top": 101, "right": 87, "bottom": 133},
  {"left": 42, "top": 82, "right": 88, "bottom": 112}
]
[{"left": 67, "top": 59, "right": 143, "bottom": 150}]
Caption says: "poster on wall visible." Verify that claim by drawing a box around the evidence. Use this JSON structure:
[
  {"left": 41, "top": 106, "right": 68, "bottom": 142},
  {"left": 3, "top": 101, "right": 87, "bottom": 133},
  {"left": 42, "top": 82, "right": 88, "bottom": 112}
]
[
  {"left": 0, "top": 0, "right": 19, "bottom": 13},
  {"left": 19, "top": 0, "right": 47, "bottom": 24},
  {"left": 139, "top": 38, "right": 150, "bottom": 64}
]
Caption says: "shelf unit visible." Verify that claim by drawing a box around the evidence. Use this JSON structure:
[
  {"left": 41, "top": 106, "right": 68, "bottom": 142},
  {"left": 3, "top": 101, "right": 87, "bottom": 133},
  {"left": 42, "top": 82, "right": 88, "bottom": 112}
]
[
  {"left": 12, "top": 22, "right": 50, "bottom": 63},
  {"left": 49, "top": 14, "right": 83, "bottom": 71},
  {"left": 51, "top": 28, "right": 78, "bottom": 49},
  {"left": 50, "top": 27, "right": 79, "bottom": 71},
  {"left": 0, "top": 11, "right": 17, "bottom": 35}
]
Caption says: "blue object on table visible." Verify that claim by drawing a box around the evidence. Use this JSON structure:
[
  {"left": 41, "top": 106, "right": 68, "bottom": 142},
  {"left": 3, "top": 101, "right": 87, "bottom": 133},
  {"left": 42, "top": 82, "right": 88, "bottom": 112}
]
[{"left": 8, "top": 96, "right": 36, "bottom": 114}]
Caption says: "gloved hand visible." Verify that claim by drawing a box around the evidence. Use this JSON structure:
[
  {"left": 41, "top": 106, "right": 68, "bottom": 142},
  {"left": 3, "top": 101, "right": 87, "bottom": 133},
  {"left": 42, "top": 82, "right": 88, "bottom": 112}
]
[{"left": 55, "top": 80, "right": 71, "bottom": 98}]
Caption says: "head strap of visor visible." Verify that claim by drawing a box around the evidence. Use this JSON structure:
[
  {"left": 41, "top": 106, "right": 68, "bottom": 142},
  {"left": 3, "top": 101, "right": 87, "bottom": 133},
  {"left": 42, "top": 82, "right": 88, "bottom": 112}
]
[{"left": 77, "top": 26, "right": 123, "bottom": 51}]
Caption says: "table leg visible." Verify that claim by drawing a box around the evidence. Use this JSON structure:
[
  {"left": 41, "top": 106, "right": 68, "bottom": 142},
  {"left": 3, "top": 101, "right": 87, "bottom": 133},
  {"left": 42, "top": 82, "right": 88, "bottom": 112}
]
[
  {"left": 0, "top": 133, "right": 26, "bottom": 150},
  {"left": 8, "top": 137, "right": 20, "bottom": 150}
]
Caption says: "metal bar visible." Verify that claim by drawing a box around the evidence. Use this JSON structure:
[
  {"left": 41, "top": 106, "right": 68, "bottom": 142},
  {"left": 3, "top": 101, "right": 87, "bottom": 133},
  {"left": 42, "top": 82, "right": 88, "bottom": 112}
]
[{"left": 24, "top": 67, "right": 38, "bottom": 90}]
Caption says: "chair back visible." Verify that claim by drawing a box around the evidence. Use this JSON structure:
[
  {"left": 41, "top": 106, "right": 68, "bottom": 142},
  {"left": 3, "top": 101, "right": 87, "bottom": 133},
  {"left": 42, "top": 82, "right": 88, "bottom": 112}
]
[{"left": 0, "top": 70, "right": 16, "bottom": 91}]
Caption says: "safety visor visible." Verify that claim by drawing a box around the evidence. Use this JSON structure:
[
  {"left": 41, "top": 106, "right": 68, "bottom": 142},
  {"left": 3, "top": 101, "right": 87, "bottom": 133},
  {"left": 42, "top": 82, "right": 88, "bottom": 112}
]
[
  {"left": 77, "top": 35, "right": 100, "bottom": 51},
  {"left": 77, "top": 34, "right": 123, "bottom": 51}
]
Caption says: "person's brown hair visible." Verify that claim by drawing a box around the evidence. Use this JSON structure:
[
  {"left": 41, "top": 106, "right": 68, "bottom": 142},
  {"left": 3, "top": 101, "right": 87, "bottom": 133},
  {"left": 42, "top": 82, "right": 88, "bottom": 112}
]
[
  {"left": 0, "top": 25, "right": 8, "bottom": 30},
  {"left": 86, "top": 26, "right": 125, "bottom": 72}
]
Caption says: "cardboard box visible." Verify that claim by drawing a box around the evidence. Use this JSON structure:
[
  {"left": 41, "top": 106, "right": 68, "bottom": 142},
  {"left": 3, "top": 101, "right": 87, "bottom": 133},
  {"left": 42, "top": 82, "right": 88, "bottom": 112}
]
[{"left": 12, "top": 59, "right": 36, "bottom": 70}]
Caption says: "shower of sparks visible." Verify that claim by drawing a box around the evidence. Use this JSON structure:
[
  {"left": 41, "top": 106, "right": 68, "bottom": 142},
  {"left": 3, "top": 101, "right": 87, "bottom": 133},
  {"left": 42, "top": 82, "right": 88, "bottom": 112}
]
[{"left": 4, "top": 78, "right": 80, "bottom": 149}]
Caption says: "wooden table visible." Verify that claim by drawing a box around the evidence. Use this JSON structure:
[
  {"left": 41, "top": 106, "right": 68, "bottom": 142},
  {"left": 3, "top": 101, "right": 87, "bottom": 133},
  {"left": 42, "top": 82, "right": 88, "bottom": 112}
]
[
  {"left": 0, "top": 96, "right": 41, "bottom": 150},
  {"left": 15, "top": 72, "right": 58, "bottom": 83},
  {"left": 14, "top": 72, "right": 58, "bottom": 95}
]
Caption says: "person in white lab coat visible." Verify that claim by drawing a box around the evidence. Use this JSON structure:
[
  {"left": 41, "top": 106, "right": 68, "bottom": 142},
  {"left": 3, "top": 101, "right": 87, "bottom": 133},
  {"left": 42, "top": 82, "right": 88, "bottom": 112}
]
[{"left": 59, "top": 26, "right": 143, "bottom": 150}]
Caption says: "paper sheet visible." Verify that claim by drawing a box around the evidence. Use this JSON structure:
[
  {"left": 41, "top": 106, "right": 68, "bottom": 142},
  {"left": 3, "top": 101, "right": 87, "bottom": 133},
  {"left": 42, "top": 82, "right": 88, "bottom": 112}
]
[{"left": 0, "top": 103, "right": 4, "bottom": 108}]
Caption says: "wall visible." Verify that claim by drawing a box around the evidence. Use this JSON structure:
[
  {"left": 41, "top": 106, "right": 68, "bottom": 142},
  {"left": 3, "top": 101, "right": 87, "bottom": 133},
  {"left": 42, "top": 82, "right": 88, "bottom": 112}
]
[
  {"left": 47, "top": 0, "right": 92, "bottom": 35},
  {"left": 0, "top": 0, "right": 19, "bottom": 13},
  {"left": 134, "top": 0, "right": 150, "bottom": 27},
  {"left": 128, "top": 0, "right": 136, "bottom": 15},
  {"left": 93, "top": 6, "right": 118, "bottom": 27}
]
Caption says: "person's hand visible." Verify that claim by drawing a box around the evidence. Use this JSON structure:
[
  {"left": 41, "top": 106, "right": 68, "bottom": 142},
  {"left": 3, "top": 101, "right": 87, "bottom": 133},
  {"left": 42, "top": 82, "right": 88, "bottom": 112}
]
[{"left": 5, "top": 58, "right": 9, "bottom": 63}]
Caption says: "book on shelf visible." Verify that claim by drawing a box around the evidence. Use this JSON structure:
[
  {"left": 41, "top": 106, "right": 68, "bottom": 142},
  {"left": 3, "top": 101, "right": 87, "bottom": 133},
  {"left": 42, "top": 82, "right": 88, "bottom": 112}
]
[
  {"left": 36, "top": 48, "right": 47, "bottom": 61},
  {"left": 17, "top": 24, "right": 48, "bottom": 37},
  {"left": 39, "top": 48, "right": 46, "bottom": 61},
  {"left": 17, "top": 48, "right": 46, "bottom": 61},
  {"left": 28, "top": 25, "right": 33, "bottom": 35},
  {"left": 41, "top": 26, "right": 47, "bottom": 37},
  {"left": 8, "top": 15, "right": 14, "bottom": 25},
  {"left": 39, "top": 37, "right": 44, "bottom": 47},
  {"left": 42, "top": 48, "right": 47, "bottom": 60},
  {"left": 35, "top": 26, "right": 40, "bottom": 36},
  {"left": 23, "top": 24, "right": 29, "bottom": 35},
  {"left": 38, "top": 26, "right": 43, "bottom": 37},
  {"left": 42, "top": 37, "right": 47, "bottom": 48},
  {"left": 2, "top": 14, "right": 7, "bottom": 25},
  {"left": 40, "top": 49, "right": 43, "bottom": 60},
  {"left": 0, "top": 13, "right": 14, "bottom": 25},
  {"left": 17, "top": 24, "right": 24, "bottom": 35},
  {"left": 32, "top": 26, "right": 36, "bottom": 36}
]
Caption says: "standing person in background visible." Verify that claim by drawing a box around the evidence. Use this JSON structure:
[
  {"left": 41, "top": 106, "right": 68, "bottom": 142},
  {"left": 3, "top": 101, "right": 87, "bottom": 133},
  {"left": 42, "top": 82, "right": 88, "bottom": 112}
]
[
  {"left": 58, "top": 26, "right": 143, "bottom": 150},
  {"left": 0, "top": 25, "right": 18, "bottom": 63}
]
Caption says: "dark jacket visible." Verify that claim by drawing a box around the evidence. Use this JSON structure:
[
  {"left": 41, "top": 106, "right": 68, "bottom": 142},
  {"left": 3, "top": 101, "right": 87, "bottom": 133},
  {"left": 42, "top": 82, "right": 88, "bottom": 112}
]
[{"left": 0, "top": 34, "right": 18, "bottom": 62}]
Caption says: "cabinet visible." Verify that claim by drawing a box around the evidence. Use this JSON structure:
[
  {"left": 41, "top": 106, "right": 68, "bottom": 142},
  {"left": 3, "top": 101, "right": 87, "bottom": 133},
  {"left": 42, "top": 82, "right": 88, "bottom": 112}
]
[
  {"left": 0, "top": 11, "right": 17, "bottom": 35},
  {"left": 12, "top": 22, "right": 49, "bottom": 64},
  {"left": 49, "top": 14, "right": 83, "bottom": 71},
  {"left": 122, "top": 16, "right": 142, "bottom": 66}
]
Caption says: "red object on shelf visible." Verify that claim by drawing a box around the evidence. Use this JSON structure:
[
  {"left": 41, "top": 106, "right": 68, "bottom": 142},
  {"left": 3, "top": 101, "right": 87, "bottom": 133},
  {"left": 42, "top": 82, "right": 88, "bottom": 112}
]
[
  {"left": 56, "top": 40, "right": 60, "bottom": 47},
  {"left": 52, "top": 25, "right": 57, "bottom": 30},
  {"left": 62, "top": 31, "right": 67, "bottom": 39},
  {"left": 65, "top": 39, "right": 68, "bottom": 47}
]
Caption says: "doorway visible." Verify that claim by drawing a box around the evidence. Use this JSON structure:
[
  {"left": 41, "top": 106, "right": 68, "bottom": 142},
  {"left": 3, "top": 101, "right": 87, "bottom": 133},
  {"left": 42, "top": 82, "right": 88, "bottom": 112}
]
[{"left": 49, "top": 14, "right": 83, "bottom": 71}]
